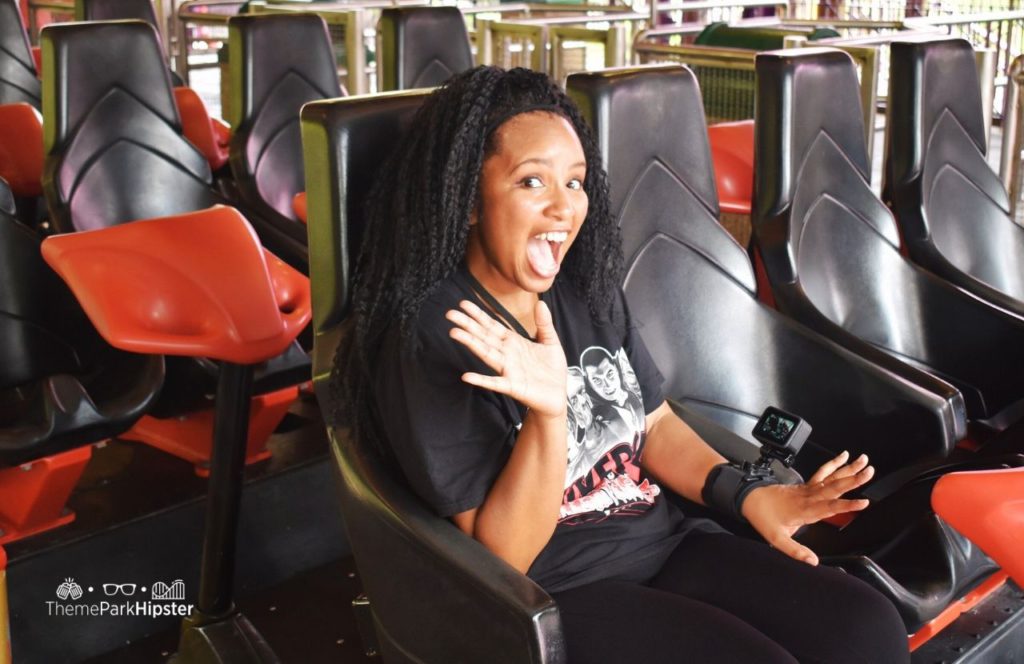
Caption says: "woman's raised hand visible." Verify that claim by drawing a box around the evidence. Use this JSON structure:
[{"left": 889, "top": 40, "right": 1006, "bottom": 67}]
[
  {"left": 740, "top": 451, "right": 874, "bottom": 566},
  {"left": 447, "top": 299, "right": 567, "bottom": 418}
]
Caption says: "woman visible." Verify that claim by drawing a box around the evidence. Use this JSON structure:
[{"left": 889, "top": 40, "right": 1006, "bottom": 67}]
[{"left": 336, "top": 66, "right": 909, "bottom": 663}]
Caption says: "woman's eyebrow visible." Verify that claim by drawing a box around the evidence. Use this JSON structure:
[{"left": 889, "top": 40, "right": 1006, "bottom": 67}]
[{"left": 508, "top": 157, "right": 587, "bottom": 172}]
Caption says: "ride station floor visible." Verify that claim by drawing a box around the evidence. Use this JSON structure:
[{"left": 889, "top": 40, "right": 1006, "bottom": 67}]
[{"left": 6, "top": 393, "right": 374, "bottom": 664}]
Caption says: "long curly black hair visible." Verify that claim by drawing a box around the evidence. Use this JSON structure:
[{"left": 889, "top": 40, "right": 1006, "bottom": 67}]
[{"left": 334, "top": 66, "right": 624, "bottom": 445}]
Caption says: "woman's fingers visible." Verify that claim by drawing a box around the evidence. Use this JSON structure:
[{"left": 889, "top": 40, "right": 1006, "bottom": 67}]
[
  {"left": 534, "top": 300, "right": 559, "bottom": 346},
  {"left": 808, "top": 497, "right": 870, "bottom": 522},
  {"left": 459, "top": 300, "right": 510, "bottom": 339},
  {"left": 806, "top": 450, "right": 851, "bottom": 485},
  {"left": 461, "top": 371, "right": 512, "bottom": 395},
  {"left": 816, "top": 464, "right": 875, "bottom": 499},
  {"left": 768, "top": 532, "right": 820, "bottom": 566},
  {"left": 449, "top": 326, "right": 505, "bottom": 374},
  {"left": 447, "top": 302, "right": 508, "bottom": 347},
  {"left": 821, "top": 453, "right": 870, "bottom": 485}
]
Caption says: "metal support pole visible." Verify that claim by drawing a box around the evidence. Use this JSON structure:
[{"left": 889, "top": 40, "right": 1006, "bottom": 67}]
[
  {"left": 975, "top": 47, "right": 996, "bottom": 151},
  {"left": 1002, "top": 55, "right": 1024, "bottom": 218},
  {"left": 196, "top": 361, "right": 253, "bottom": 617},
  {"left": 345, "top": 9, "right": 368, "bottom": 95}
]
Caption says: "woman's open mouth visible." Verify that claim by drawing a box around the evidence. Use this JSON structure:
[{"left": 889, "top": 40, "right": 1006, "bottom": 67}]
[{"left": 526, "top": 230, "right": 569, "bottom": 278}]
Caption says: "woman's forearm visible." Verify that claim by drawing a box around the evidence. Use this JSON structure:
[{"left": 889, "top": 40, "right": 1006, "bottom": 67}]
[
  {"left": 455, "top": 408, "right": 568, "bottom": 573},
  {"left": 641, "top": 401, "right": 727, "bottom": 503}
]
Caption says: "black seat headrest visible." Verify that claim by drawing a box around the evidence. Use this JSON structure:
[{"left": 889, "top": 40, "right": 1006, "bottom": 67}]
[
  {"left": 40, "top": 20, "right": 215, "bottom": 231},
  {"left": 377, "top": 7, "right": 473, "bottom": 91},
  {"left": 754, "top": 48, "right": 897, "bottom": 287},
  {"left": 77, "top": 0, "right": 158, "bottom": 25},
  {"left": 228, "top": 13, "right": 342, "bottom": 222},
  {"left": 228, "top": 13, "right": 342, "bottom": 128},
  {"left": 301, "top": 89, "right": 429, "bottom": 340},
  {"left": 884, "top": 37, "right": 1024, "bottom": 306},
  {"left": 569, "top": 65, "right": 755, "bottom": 292},
  {"left": 41, "top": 20, "right": 179, "bottom": 152},
  {"left": 0, "top": 0, "right": 41, "bottom": 107}
]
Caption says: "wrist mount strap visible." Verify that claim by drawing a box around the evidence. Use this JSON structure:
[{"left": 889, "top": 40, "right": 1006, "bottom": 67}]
[{"left": 702, "top": 462, "right": 781, "bottom": 521}]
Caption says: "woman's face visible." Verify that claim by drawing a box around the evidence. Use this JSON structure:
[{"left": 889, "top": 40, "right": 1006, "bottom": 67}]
[{"left": 465, "top": 111, "right": 588, "bottom": 298}]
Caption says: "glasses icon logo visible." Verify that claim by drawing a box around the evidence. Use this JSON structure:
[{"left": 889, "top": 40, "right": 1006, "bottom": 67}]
[{"left": 103, "top": 583, "right": 137, "bottom": 597}]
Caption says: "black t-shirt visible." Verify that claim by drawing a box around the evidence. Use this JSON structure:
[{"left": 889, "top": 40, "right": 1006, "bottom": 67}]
[{"left": 374, "top": 266, "right": 710, "bottom": 593}]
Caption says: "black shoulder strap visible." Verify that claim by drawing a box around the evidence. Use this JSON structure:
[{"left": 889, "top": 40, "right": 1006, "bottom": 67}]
[{"left": 456, "top": 267, "right": 533, "bottom": 340}]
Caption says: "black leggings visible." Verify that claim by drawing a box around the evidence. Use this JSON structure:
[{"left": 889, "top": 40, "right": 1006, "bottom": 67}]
[{"left": 551, "top": 532, "right": 909, "bottom": 664}]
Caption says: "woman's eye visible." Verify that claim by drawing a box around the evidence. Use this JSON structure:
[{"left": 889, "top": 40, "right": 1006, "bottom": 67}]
[
  {"left": 521, "top": 176, "right": 543, "bottom": 189},
  {"left": 567, "top": 178, "right": 583, "bottom": 191}
]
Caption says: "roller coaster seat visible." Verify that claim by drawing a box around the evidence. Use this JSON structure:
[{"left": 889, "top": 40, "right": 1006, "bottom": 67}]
[
  {"left": 884, "top": 37, "right": 1024, "bottom": 320},
  {"left": 0, "top": 175, "right": 163, "bottom": 541},
  {"left": 38, "top": 20, "right": 309, "bottom": 465},
  {"left": 301, "top": 90, "right": 566, "bottom": 662},
  {"left": 565, "top": 64, "right": 1007, "bottom": 632},
  {"left": 376, "top": 6, "right": 474, "bottom": 92},
  {"left": 226, "top": 12, "right": 343, "bottom": 273},
  {"left": 0, "top": 176, "right": 163, "bottom": 466},
  {"left": 752, "top": 47, "right": 1024, "bottom": 431}
]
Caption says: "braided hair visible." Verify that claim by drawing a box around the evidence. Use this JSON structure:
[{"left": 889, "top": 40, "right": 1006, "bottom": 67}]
[{"left": 334, "top": 66, "right": 624, "bottom": 447}]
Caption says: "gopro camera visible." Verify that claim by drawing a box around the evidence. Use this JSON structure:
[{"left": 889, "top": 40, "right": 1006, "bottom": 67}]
[{"left": 751, "top": 407, "right": 811, "bottom": 469}]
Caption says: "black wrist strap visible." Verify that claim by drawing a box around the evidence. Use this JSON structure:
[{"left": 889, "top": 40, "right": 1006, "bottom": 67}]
[{"left": 702, "top": 462, "right": 781, "bottom": 521}]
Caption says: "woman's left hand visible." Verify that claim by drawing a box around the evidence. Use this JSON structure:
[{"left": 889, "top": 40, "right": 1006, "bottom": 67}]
[{"left": 740, "top": 451, "right": 873, "bottom": 565}]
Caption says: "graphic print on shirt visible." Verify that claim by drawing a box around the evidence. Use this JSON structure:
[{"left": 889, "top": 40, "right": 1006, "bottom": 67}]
[{"left": 561, "top": 346, "right": 661, "bottom": 525}]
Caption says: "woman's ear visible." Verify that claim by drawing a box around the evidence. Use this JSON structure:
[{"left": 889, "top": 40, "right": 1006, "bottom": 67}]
[{"left": 469, "top": 204, "right": 480, "bottom": 227}]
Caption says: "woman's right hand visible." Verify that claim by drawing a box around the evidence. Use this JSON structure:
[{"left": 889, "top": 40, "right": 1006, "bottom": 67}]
[{"left": 447, "top": 299, "right": 567, "bottom": 418}]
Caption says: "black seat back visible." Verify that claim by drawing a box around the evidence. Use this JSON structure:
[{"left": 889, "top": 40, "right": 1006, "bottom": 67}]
[
  {"left": 753, "top": 47, "right": 1024, "bottom": 424},
  {"left": 884, "top": 37, "right": 1024, "bottom": 314},
  {"left": 40, "top": 20, "right": 217, "bottom": 233},
  {"left": 302, "top": 89, "right": 425, "bottom": 387},
  {"left": 301, "top": 90, "right": 564, "bottom": 663},
  {"left": 566, "top": 65, "right": 962, "bottom": 478},
  {"left": 0, "top": 0, "right": 40, "bottom": 108},
  {"left": 228, "top": 13, "right": 342, "bottom": 224},
  {"left": 377, "top": 7, "right": 473, "bottom": 91}
]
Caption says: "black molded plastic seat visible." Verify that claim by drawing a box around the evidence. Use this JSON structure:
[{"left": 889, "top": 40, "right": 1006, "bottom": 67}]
[
  {"left": 753, "top": 47, "right": 1024, "bottom": 431},
  {"left": 884, "top": 37, "right": 1024, "bottom": 319},
  {"left": 301, "top": 91, "right": 564, "bottom": 663},
  {"left": 227, "top": 13, "right": 343, "bottom": 272},
  {"left": 0, "top": 177, "right": 163, "bottom": 465},
  {"left": 566, "top": 64, "right": 1010, "bottom": 631},
  {"left": 377, "top": 6, "right": 473, "bottom": 91},
  {"left": 40, "top": 20, "right": 309, "bottom": 408},
  {"left": 0, "top": 0, "right": 40, "bottom": 108}
]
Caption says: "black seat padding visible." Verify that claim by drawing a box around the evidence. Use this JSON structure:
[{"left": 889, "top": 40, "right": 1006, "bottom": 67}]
[
  {"left": 0, "top": 0, "right": 40, "bottom": 108},
  {"left": 377, "top": 7, "right": 473, "bottom": 91},
  {"left": 301, "top": 91, "right": 565, "bottom": 663},
  {"left": 753, "top": 47, "right": 1024, "bottom": 430},
  {"left": 227, "top": 13, "right": 343, "bottom": 272},
  {"left": 884, "top": 37, "right": 1024, "bottom": 319},
  {"left": 567, "top": 64, "right": 1006, "bottom": 631},
  {"left": 0, "top": 177, "right": 163, "bottom": 465}
]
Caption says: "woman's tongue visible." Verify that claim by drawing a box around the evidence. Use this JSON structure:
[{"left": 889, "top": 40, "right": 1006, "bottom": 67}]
[{"left": 527, "top": 236, "right": 559, "bottom": 278}]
